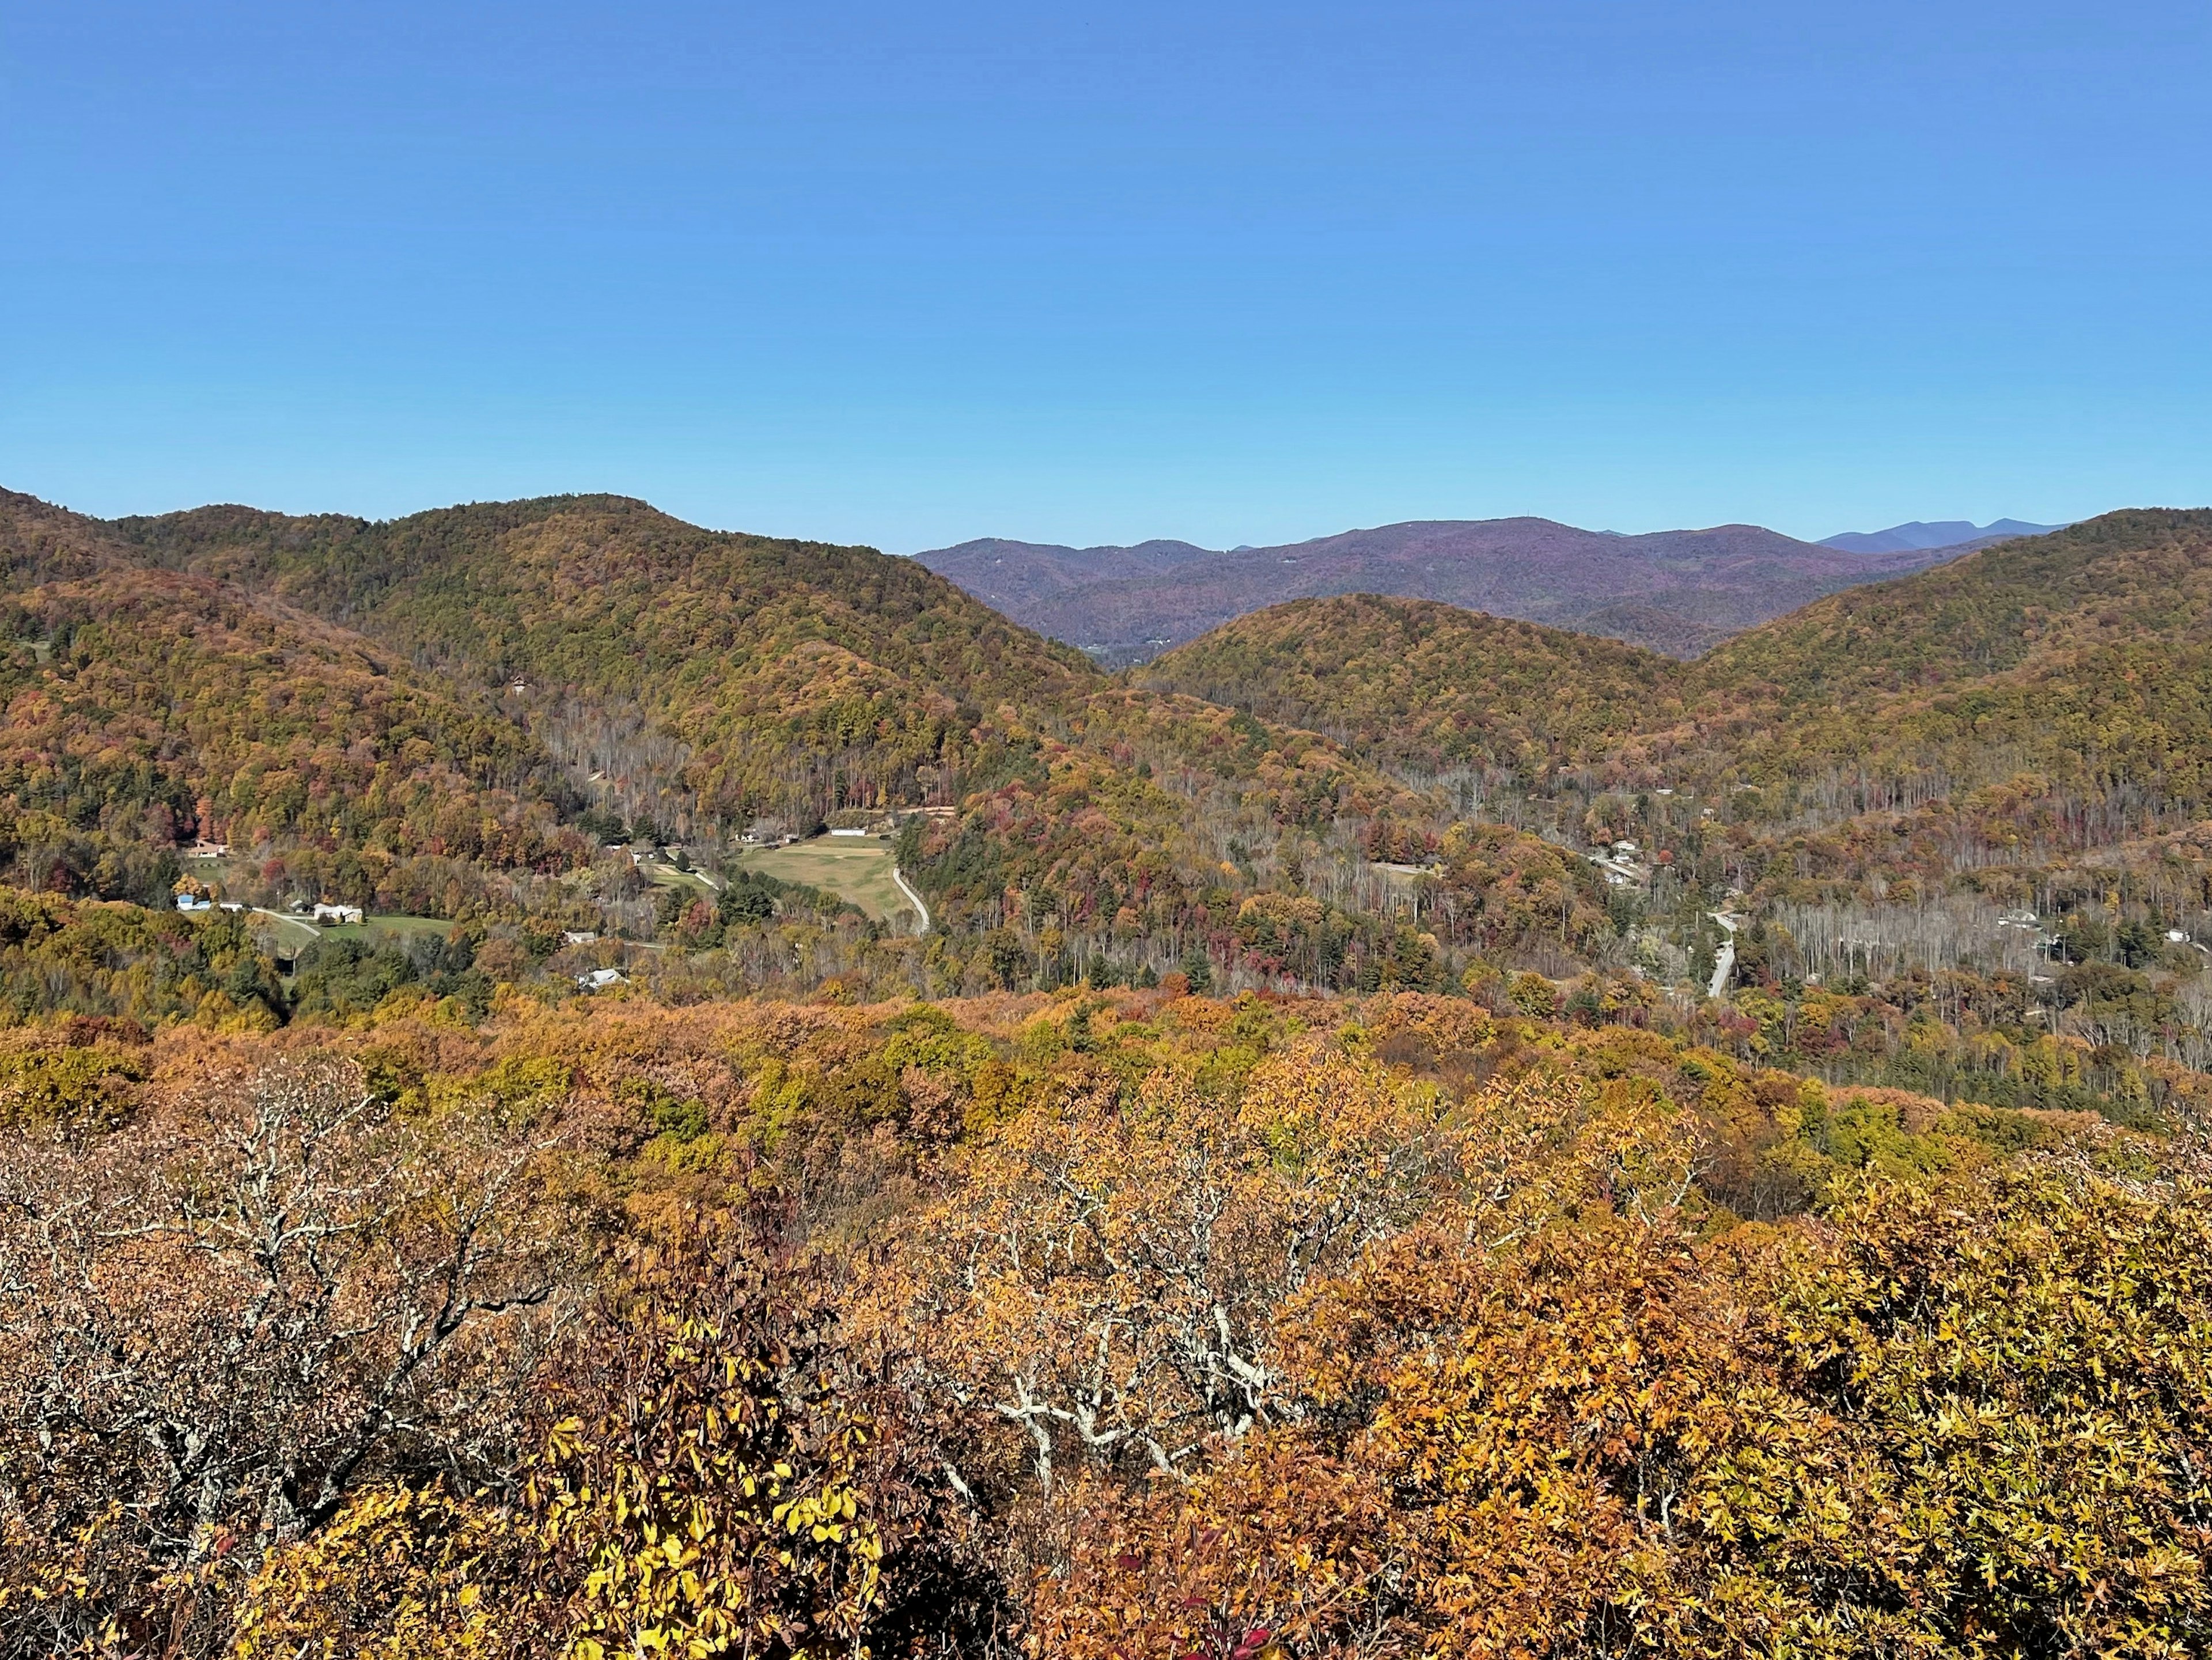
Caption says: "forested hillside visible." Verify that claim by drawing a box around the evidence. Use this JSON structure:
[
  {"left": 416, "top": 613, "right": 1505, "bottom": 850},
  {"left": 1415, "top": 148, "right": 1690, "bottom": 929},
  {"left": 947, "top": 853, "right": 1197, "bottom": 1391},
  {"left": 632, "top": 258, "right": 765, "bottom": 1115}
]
[
  {"left": 0, "top": 489, "right": 1462, "bottom": 998},
  {"left": 1145, "top": 510, "right": 2212, "bottom": 801},
  {"left": 1139, "top": 593, "right": 1673, "bottom": 774},
  {"left": 1128, "top": 511, "right": 2212, "bottom": 1127},
  {"left": 1688, "top": 507, "right": 2212, "bottom": 793},
  {"left": 112, "top": 494, "right": 1098, "bottom": 833},
  {"left": 0, "top": 563, "right": 581, "bottom": 907},
  {"left": 3, "top": 487, "right": 2212, "bottom": 1659},
  {"left": 0, "top": 491, "right": 130, "bottom": 589},
  {"left": 6, "top": 988, "right": 2208, "bottom": 1658},
  {"left": 0, "top": 488, "right": 2202, "bottom": 1110}
]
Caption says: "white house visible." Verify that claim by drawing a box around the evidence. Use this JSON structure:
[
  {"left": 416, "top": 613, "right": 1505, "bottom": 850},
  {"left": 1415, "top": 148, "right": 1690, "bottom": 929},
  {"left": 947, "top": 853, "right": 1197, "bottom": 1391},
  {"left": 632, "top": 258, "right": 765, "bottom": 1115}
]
[
  {"left": 175, "top": 894, "right": 212, "bottom": 913},
  {"left": 311, "top": 903, "right": 365, "bottom": 925},
  {"left": 576, "top": 967, "right": 627, "bottom": 992},
  {"left": 562, "top": 929, "right": 600, "bottom": 946},
  {"left": 828, "top": 827, "right": 868, "bottom": 837}
]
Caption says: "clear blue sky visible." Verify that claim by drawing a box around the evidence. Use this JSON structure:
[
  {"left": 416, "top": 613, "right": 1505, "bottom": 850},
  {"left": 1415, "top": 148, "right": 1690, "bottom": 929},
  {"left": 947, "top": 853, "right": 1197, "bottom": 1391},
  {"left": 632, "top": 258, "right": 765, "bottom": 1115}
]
[{"left": 5, "top": 1, "right": 2208, "bottom": 551}]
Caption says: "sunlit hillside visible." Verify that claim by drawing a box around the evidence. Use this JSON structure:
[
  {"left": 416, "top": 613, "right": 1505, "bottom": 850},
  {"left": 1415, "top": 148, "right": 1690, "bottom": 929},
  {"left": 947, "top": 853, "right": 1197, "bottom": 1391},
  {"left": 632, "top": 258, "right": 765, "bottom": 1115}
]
[{"left": 1, "top": 484, "right": 2210, "bottom": 1658}]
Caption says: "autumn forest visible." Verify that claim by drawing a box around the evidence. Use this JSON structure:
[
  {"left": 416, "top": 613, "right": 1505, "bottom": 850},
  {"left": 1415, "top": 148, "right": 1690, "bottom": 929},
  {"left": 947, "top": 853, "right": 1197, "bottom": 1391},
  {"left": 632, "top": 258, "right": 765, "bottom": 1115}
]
[{"left": 3, "top": 489, "right": 2211, "bottom": 1659}]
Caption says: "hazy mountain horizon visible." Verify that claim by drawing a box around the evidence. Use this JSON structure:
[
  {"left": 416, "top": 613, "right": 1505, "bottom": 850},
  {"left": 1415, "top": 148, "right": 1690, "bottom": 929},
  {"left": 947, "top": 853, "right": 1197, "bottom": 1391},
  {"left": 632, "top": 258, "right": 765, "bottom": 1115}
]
[
  {"left": 1819, "top": 517, "right": 2068, "bottom": 554},
  {"left": 912, "top": 513, "right": 1987, "bottom": 663}
]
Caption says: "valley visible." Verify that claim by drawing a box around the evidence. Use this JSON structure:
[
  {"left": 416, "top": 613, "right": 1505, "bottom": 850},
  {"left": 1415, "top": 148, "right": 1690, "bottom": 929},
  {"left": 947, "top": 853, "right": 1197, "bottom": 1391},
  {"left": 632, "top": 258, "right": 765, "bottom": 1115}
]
[
  {"left": 0, "top": 485, "right": 2206, "bottom": 1123},
  {"left": 5, "top": 483, "right": 2211, "bottom": 1659},
  {"left": 16, "top": 6, "right": 2205, "bottom": 1652}
]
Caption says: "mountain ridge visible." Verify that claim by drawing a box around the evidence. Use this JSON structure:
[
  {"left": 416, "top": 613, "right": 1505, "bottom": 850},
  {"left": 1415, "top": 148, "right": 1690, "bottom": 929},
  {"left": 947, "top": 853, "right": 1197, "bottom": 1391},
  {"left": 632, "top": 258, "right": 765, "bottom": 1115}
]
[
  {"left": 5, "top": 482, "right": 2205, "bottom": 1022},
  {"left": 916, "top": 515, "right": 1971, "bottom": 661},
  {"left": 1819, "top": 516, "right": 2066, "bottom": 554},
  {"left": 1141, "top": 509, "right": 2212, "bottom": 807}
]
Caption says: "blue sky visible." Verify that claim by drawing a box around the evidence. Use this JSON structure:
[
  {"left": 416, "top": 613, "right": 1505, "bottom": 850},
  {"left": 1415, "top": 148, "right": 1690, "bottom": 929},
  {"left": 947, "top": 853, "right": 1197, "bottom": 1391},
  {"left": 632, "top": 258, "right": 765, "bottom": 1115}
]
[{"left": 4, "top": 1, "right": 2208, "bottom": 551}]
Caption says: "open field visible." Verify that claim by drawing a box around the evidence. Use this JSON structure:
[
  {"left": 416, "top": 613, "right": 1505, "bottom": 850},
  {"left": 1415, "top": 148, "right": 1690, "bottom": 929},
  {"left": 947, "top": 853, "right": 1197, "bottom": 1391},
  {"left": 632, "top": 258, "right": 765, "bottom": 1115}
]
[
  {"left": 641, "top": 860, "right": 719, "bottom": 898},
  {"left": 240, "top": 910, "right": 453, "bottom": 948},
  {"left": 316, "top": 914, "right": 454, "bottom": 944},
  {"left": 735, "top": 837, "right": 918, "bottom": 927},
  {"left": 245, "top": 909, "right": 321, "bottom": 948}
]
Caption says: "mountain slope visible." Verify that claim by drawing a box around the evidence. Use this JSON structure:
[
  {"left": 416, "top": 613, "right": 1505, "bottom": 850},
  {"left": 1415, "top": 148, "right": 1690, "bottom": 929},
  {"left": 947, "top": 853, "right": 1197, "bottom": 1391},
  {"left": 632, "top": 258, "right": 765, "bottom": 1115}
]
[
  {"left": 914, "top": 537, "right": 1213, "bottom": 614},
  {"left": 916, "top": 517, "right": 1959, "bottom": 661},
  {"left": 1137, "top": 594, "right": 1677, "bottom": 777},
  {"left": 0, "top": 489, "right": 137, "bottom": 589},
  {"left": 13, "top": 489, "right": 1459, "bottom": 988},
  {"left": 112, "top": 495, "right": 1099, "bottom": 830},
  {"left": 1687, "top": 509, "right": 2212, "bottom": 794},
  {"left": 0, "top": 561, "right": 581, "bottom": 903},
  {"left": 0, "top": 485, "right": 2206, "bottom": 1021},
  {"left": 1136, "top": 511, "right": 2212, "bottom": 814}
]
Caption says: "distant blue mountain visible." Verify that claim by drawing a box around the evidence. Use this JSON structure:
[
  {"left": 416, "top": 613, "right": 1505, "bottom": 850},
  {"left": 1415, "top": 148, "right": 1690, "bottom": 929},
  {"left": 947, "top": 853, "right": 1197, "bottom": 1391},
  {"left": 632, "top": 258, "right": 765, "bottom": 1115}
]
[
  {"left": 916, "top": 517, "right": 1961, "bottom": 663},
  {"left": 1819, "top": 518, "right": 2065, "bottom": 555}
]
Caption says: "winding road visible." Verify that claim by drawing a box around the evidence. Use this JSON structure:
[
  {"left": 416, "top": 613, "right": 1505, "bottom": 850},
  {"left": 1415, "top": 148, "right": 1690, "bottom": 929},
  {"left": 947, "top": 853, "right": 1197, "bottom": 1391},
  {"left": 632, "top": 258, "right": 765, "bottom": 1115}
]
[
  {"left": 1707, "top": 910, "right": 1740, "bottom": 1000},
  {"left": 891, "top": 865, "right": 931, "bottom": 936}
]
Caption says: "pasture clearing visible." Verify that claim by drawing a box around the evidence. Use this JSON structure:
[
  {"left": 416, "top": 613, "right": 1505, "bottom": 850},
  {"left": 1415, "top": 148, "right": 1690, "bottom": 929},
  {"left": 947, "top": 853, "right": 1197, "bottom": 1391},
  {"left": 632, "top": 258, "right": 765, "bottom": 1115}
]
[
  {"left": 315, "top": 914, "right": 455, "bottom": 944},
  {"left": 734, "top": 837, "right": 919, "bottom": 928},
  {"left": 641, "top": 860, "right": 719, "bottom": 898},
  {"left": 243, "top": 910, "right": 454, "bottom": 948}
]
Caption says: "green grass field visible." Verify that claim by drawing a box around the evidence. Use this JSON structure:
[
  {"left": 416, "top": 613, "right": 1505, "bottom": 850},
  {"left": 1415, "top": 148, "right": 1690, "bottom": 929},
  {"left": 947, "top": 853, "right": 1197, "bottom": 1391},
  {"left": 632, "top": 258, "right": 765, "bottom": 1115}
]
[
  {"left": 316, "top": 914, "right": 454, "bottom": 943},
  {"left": 641, "top": 860, "right": 719, "bottom": 898},
  {"left": 245, "top": 910, "right": 321, "bottom": 948},
  {"left": 243, "top": 910, "right": 453, "bottom": 947},
  {"left": 734, "top": 838, "right": 918, "bottom": 927}
]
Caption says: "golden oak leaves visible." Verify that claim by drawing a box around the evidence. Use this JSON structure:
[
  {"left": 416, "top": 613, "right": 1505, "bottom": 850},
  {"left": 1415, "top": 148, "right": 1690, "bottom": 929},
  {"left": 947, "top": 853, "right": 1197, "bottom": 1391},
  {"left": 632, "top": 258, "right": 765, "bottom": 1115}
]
[
  {"left": 1041, "top": 1209, "right": 1763, "bottom": 1660},
  {"left": 12, "top": 990, "right": 2208, "bottom": 1660},
  {"left": 857, "top": 1036, "right": 1475, "bottom": 1491},
  {"left": 1047, "top": 1154, "right": 2212, "bottom": 1660},
  {"left": 1723, "top": 1162, "right": 2212, "bottom": 1657},
  {"left": 1036, "top": 1450, "right": 1388, "bottom": 1660},
  {"left": 520, "top": 1231, "right": 897, "bottom": 1660},
  {"left": 232, "top": 1484, "right": 528, "bottom": 1660}
]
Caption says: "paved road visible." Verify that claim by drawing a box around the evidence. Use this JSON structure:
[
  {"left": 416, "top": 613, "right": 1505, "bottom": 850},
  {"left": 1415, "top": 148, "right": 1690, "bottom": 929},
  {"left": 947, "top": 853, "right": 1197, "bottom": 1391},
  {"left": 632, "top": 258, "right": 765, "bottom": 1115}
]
[
  {"left": 1708, "top": 911, "right": 1740, "bottom": 1000},
  {"left": 891, "top": 865, "right": 931, "bottom": 935}
]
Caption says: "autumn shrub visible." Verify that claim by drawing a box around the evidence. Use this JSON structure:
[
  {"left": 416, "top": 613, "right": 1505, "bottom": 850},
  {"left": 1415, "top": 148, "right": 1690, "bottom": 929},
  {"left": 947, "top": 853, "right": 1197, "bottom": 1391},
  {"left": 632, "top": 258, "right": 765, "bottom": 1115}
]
[
  {"left": 0, "top": 1054, "right": 581, "bottom": 1659},
  {"left": 6, "top": 992, "right": 2208, "bottom": 1660},
  {"left": 1718, "top": 1155, "right": 2212, "bottom": 1656},
  {"left": 855, "top": 1034, "right": 1478, "bottom": 1499},
  {"left": 234, "top": 1211, "right": 1004, "bottom": 1660},
  {"left": 1040, "top": 1146, "right": 2212, "bottom": 1660}
]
